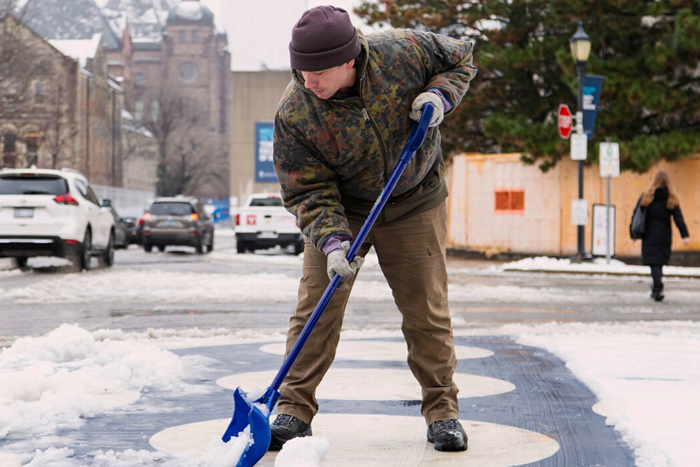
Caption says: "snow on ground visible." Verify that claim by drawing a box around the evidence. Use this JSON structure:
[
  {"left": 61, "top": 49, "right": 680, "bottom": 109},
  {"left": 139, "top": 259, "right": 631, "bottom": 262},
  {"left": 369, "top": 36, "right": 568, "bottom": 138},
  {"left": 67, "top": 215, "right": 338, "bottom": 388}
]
[
  {"left": 1, "top": 322, "right": 698, "bottom": 467},
  {"left": 0, "top": 324, "right": 212, "bottom": 440},
  {"left": 498, "top": 321, "right": 700, "bottom": 467},
  {"left": 502, "top": 256, "right": 700, "bottom": 277},
  {"left": 2, "top": 260, "right": 688, "bottom": 306}
]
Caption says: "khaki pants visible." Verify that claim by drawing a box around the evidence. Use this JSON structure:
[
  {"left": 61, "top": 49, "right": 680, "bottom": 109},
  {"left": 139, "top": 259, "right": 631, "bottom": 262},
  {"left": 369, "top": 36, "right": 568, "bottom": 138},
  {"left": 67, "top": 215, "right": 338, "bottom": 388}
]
[{"left": 278, "top": 202, "right": 458, "bottom": 426}]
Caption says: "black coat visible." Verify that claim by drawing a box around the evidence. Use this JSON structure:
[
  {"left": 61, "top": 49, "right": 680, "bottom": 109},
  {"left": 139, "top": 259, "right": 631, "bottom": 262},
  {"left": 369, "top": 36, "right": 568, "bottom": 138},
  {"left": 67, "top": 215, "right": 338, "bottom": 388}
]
[{"left": 640, "top": 187, "right": 689, "bottom": 266}]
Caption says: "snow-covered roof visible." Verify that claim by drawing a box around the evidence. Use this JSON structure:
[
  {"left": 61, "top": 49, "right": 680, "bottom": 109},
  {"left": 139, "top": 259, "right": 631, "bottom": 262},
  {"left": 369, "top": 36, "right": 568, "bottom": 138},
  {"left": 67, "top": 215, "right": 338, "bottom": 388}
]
[
  {"left": 49, "top": 34, "right": 102, "bottom": 68},
  {"left": 18, "top": 0, "right": 121, "bottom": 50},
  {"left": 101, "top": 0, "right": 175, "bottom": 41},
  {"left": 122, "top": 109, "right": 154, "bottom": 138},
  {"left": 166, "top": 0, "right": 214, "bottom": 27}
]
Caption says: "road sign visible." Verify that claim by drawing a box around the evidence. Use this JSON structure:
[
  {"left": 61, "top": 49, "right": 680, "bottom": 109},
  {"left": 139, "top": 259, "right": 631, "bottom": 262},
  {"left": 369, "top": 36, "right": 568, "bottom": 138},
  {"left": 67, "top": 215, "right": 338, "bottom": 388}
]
[
  {"left": 558, "top": 104, "right": 573, "bottom": 139},
  {"left": 599, "top": 142, "right": 620, "bottom": 178},
  {"left": 571, "top": 199, "right": 588, "bottom": 226},
  {"left": 571, "top": 133, "right": 587, "bottom": 160},
  {"left": 583, "top": 75, "right": 605, "bottom": 140},
  {"left": 592, "top": 204, "right": 616, "bottom": 257}
]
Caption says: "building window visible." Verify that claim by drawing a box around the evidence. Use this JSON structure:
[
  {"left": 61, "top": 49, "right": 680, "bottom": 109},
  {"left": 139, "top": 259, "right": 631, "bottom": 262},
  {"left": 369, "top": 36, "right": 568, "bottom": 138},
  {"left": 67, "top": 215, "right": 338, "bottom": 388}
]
[
  {"left": 494, "top": 189, "right": 525, "bottom": 214},
  {"left": 179, "top": 62, "right": 198, "bottom": 83},
  {"left": 34, "top": 81, "right": 45, "bottom": 105},
  {"left": 179, "top": 30, "right": 186, "bottom": 42},
  {"left": 134, "top": 100, "right": 144, "bottom": 122},
  {"left": 24, "top": 134, "right": 39, "bottom": 167},
  {"left": 150, "top": 100, "right": 159, "bottom": 122},
  {"left": 2, "top": 133, "right": 17, "bottom": 168},
  {"left": 134, "top": 73, "right": 145, "bottom": 86},
  {"left": 192, "top": 30, "right": 198, "bottom": 43}
]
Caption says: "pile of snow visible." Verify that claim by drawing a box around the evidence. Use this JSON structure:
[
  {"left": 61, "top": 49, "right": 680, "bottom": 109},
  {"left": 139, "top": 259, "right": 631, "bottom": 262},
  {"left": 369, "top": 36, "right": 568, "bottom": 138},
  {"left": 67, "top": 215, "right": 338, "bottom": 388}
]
[
  {"left": 503, "top": 256, "right": 700, "bottom": 277},
  {"left": 0, "top": 324, "right": 206, "bottom": 439},
  {"left": 12, "top": 437, "right": 252, "bottom": 467},
  {"left": 274, "top": 436, "right": 329, "bottom": 467}
]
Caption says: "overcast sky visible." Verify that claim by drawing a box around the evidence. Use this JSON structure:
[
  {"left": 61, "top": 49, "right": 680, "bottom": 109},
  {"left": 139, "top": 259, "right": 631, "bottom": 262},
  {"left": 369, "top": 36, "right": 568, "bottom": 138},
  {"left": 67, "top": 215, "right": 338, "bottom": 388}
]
[{"left": 200, "top": 0, "right": 380, "bottom": 71}]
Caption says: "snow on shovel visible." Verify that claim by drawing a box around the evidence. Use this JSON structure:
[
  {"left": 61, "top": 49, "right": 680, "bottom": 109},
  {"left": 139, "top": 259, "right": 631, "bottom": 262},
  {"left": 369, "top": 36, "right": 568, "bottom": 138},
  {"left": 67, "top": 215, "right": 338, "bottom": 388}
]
[{"left": 221, "top": 103, "right": 434, "bottom": 467}]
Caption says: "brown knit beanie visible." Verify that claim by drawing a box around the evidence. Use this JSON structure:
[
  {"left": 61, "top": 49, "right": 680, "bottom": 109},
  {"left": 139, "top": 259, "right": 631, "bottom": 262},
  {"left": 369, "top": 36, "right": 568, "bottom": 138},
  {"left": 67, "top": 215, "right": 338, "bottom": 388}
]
[{"left": 289, "top": 5, "right": 361, "bottom": 72}]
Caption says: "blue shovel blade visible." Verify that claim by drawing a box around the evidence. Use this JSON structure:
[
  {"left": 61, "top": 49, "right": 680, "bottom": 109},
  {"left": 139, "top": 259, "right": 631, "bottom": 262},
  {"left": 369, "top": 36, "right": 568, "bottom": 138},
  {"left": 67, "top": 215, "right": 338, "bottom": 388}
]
[{"left": 222, "top": 386, "right": 280, "bottom": 467}]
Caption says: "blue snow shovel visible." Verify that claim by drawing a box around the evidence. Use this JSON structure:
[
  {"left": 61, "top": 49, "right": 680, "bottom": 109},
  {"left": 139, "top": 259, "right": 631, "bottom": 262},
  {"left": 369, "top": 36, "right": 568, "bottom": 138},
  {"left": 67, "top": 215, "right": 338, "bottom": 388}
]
[{"left": 222, "top": 103, "right": 435, "bottom": 467}]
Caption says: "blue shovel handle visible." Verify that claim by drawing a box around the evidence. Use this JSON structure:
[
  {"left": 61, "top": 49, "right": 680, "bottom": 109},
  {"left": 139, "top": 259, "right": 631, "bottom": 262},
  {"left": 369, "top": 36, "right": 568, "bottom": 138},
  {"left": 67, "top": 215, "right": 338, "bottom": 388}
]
[{"left": 269, "top": 103, "right": 434, "bottom": 392}]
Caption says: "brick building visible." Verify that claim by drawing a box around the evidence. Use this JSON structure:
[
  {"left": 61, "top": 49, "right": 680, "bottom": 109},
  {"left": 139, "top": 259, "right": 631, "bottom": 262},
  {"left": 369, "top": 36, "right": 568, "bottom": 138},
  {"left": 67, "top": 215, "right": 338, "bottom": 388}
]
[
  {"left": 0, "top": 14, "right": 125, "bottom": 187},
  {"left": 106, "top": 0, "right": 231, "bottom": 138}
]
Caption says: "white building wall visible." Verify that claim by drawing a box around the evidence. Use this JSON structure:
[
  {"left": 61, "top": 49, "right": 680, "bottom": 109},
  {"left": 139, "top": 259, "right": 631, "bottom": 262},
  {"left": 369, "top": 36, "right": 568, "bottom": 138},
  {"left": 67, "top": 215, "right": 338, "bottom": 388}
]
[
  {"left": 462, "top": 155, "right": 562, "bottom": 255},
  {"left": 447, "top": 155, "right": 467, "bottom": 247}
]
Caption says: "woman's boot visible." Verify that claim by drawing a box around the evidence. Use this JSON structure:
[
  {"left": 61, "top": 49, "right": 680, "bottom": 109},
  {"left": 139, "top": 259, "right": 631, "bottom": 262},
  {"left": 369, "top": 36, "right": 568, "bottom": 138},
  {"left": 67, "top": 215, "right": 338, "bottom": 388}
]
[{"left": 650, "top": 284, "right": 665, "bottom": 302}]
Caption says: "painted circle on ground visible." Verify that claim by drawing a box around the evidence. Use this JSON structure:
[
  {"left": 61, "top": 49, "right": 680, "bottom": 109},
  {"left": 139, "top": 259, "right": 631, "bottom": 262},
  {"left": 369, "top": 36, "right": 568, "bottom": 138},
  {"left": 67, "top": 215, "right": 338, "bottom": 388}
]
[
  {"left": 260, "top": 340, "right": 494, "bottom": 361},
  {"left": 150, "top": 414, "right": 559, "bottom": 466},
  {"left": 592, "top": 402, "right": 610, "bottom": 417},
  {"left": 217, "top": 369, "right": 515, "bottom": 400}
]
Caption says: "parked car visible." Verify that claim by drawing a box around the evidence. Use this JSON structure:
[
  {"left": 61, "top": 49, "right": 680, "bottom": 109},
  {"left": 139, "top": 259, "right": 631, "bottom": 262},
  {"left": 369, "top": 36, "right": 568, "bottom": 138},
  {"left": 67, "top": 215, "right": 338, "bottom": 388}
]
[
  {"left": 120, "top": 217, "right": 143, "bottom": 246},
  {"left": 0, "top": 167, "right": 116, "bottom": 270},
  {"left": 141, "top": 197, "right": 214, "bottom": 254},
  {"left": 104, "top": 206, "right": 128, "bottom": 249},
  {"left": 235, "top": 193, "right": 304, "bottom": 255}
]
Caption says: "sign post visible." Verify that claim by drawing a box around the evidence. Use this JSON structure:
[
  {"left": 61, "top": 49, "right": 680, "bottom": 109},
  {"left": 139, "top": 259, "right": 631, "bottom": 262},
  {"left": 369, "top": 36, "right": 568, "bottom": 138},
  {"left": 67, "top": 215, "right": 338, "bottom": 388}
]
[
  {"left": 592, "top": 205, "right": 616, "bottom": 258},
  {"left": 558, "top": 104, "right": 573, "bottom": 139},
  {"left": 582, "top": 75, "right": 605, "bottom": 140},
  {"left": 599, "top": 141, "right": 620, "bottom": 264},
  {"left": 571, "top": 199, "right": 588, "bottom": 227}
]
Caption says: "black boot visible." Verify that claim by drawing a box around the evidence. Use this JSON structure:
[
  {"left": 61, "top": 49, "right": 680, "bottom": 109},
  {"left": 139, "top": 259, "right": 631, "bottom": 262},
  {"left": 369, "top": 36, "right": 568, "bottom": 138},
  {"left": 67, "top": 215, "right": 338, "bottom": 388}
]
[
  {"left": 651, "top": 284, "right": 665, "bottom": 302},
  {"left": 427, "top": 419, "right": 468, "bottom": 451},
  {"left": 268, "top": 414, "right": 312, "bottom": 451}
]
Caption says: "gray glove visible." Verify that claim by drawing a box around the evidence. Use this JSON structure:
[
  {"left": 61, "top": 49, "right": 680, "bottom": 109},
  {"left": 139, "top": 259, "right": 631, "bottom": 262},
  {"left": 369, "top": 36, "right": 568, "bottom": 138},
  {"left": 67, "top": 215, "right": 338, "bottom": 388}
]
[
  {"left": 327, "top": 241, "right": 364, "bottom": 284},
  {"left": 409, "top": 92, "right": 444, "bottom": 127}
]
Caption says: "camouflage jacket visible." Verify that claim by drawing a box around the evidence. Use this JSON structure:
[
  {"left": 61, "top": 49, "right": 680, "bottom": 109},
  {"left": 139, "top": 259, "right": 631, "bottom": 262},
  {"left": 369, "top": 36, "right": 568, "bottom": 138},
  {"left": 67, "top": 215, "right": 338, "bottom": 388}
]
[{"left": 273, "top": 29, "right": 476, "bottom": 253}]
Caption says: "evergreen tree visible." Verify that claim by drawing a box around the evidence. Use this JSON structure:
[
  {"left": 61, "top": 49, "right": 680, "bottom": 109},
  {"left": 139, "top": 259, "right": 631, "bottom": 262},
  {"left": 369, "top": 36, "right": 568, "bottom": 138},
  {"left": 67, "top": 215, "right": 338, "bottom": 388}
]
[{"left": 356, "top": 0, "right": 700, "bottom": 172}]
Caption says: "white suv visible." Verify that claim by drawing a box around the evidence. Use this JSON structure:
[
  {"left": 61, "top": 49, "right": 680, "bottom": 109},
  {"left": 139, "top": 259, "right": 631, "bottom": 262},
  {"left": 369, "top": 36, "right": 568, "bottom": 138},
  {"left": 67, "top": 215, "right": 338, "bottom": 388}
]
[{"left": 0, "top": 167, "right": 115, "bottom": 271}]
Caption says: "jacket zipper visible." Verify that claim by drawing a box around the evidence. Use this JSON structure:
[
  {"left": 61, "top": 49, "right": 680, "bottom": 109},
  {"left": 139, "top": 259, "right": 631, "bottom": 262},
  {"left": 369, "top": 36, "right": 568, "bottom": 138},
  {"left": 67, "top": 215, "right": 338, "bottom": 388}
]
[{"left": 358, "top": 77, "right": 391, "bottom": 222}]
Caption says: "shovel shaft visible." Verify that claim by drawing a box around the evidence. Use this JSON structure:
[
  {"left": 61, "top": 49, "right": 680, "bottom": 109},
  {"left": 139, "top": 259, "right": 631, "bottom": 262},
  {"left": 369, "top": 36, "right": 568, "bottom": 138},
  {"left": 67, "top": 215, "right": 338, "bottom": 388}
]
[{"left": 269, "top": 103, "right": 434, "bottom": 391}]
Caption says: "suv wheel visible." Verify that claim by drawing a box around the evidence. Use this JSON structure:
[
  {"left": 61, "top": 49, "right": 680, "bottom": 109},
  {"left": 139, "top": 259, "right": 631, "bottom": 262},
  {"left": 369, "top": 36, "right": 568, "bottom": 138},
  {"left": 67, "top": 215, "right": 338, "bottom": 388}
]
[
  {"left": 13, "top": 257, "right": 29, "bottom": 270},
  {"left": 144, "top": 243, "right": 153, "bottom": 253},
  {"left": 195, "top": 235, "right": 204, "bottom": 255},
  {"left": 69, "top": 230, "right": 92, "bottom": 272},
  {"left": 206, "top": 234, "right": 214, "bottom": 253},
  {"left": 99, "top": 233, "right": 115, "bottom": 268},
  {"left": 158, "top": 245, "right": 166, "bottom": 252},
  {"left": 294, "top": 240, "right": 304, "bottom": 256},
  {"left": 236, "top": 241, "right": 246, "bottom": 254}
]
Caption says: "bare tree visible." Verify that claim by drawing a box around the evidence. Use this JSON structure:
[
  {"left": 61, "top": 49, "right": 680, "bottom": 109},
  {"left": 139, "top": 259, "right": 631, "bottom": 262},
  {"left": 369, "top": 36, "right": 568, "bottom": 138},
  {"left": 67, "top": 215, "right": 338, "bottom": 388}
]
[
  {"left": 141, "top": 86, "right": 229, "bottom": 198},
  {"left": 1, "top": 0, "right": 77, "bottom": 170},
  {"left": 40, "top": 82, "right": 78, "bottom": 169},
  {"left": 0, "top": 0, "right": 52, "bottom": 121}
]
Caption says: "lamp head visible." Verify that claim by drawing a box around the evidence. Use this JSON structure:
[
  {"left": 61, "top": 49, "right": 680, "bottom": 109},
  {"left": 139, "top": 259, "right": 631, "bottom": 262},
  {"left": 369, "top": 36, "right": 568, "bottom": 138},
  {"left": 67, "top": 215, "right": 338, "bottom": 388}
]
[{"left": 569, "top": 21, "right": 591, "bottom": 63}]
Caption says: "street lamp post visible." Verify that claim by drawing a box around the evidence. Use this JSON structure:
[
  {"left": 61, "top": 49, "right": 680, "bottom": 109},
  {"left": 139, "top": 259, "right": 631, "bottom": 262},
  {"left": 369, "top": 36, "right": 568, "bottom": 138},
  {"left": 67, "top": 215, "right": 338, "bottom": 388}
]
[{"left": 569, "top": 21, "right": 591, "bottom": 262}]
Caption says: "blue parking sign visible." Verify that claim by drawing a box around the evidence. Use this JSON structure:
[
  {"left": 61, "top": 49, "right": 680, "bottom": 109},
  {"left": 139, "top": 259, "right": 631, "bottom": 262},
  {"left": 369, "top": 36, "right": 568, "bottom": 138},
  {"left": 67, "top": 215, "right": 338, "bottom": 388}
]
[
  {"left": 583, "top": 75, "right": 604, "bottom": 141},
  {"left": 255, "top": 122, "right": 277, "bottom": 182}
]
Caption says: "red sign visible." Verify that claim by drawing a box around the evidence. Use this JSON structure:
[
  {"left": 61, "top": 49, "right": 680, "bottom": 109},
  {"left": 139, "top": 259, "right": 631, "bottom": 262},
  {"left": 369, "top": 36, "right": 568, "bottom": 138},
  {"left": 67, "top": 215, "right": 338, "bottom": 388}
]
[{"left": 558, "top": 104, "right": 573, "bottom": 139}]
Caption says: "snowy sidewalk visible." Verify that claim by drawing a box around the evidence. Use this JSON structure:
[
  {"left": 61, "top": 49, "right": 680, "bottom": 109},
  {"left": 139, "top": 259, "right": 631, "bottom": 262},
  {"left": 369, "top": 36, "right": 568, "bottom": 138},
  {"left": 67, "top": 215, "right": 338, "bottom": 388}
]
[
  {"left": 1, "top": 322, "right": 699, "bottom": 467},
  {"left": 501, "top": 256, "right": 700, "bottom": 278}
]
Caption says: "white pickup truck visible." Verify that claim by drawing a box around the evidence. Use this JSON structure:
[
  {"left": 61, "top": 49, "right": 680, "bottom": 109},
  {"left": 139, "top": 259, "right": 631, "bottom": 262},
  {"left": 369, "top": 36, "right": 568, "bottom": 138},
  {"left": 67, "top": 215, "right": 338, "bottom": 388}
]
[{"left": 234, "top": 193, "right": 304, "bottom": 255}]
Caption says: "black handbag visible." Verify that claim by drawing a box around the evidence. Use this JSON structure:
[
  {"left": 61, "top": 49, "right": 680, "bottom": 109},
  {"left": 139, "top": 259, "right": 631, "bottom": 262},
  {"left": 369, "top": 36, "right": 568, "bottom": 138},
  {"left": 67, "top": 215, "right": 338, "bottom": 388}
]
[{"left": 629, "top": 200, "right": 646, "bottom": 240}]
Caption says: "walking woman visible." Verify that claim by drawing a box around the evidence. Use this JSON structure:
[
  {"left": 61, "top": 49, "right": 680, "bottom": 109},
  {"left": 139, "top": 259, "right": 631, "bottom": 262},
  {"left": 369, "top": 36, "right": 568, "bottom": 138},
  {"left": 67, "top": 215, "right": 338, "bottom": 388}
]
[{"left": 636, "top": 171, "right": 690, "bottom": 301}]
